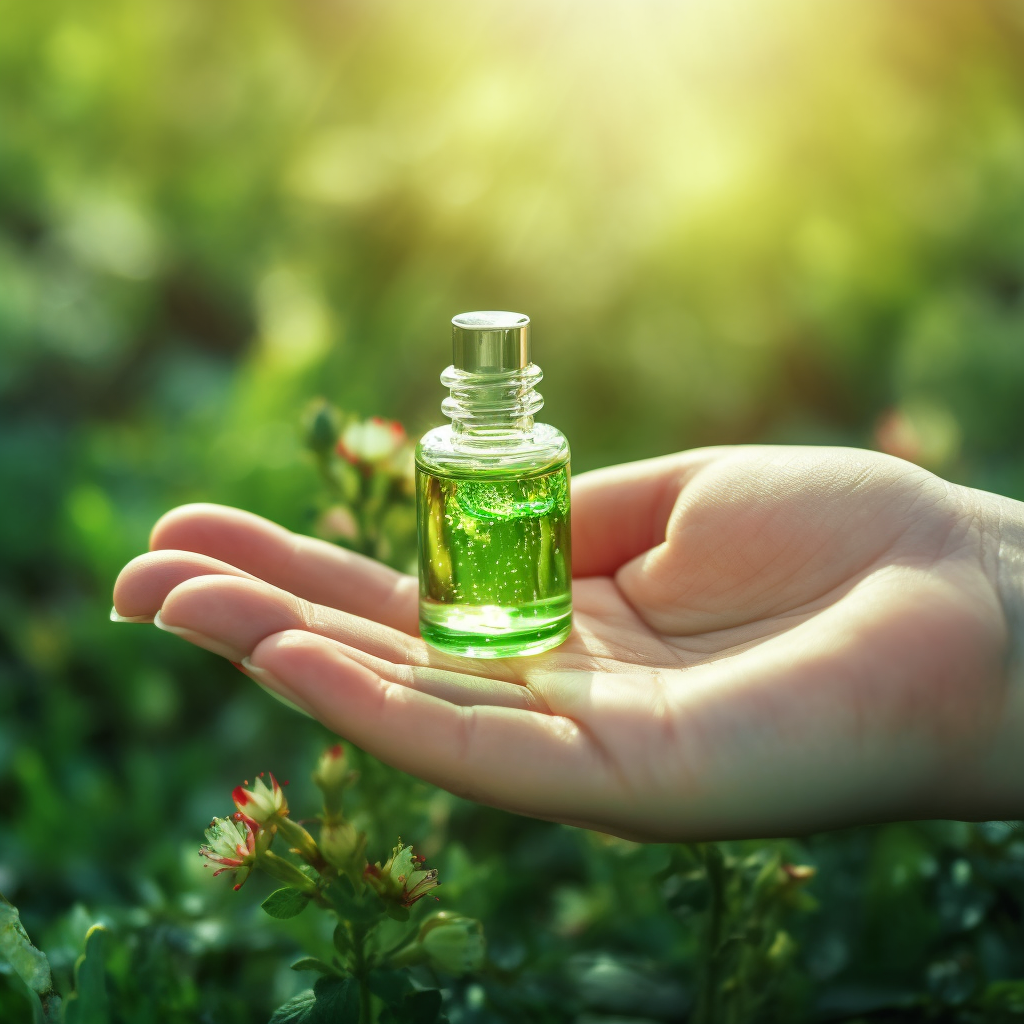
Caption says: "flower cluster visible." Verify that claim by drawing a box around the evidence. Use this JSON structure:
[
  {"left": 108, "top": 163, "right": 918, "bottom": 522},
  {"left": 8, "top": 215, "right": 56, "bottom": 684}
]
[
  {"left": 200, "top": 747, "right": 448, "bottom": 917},
  {"left": 302, "top": 399, "right": 414, "bottom": 483},
  {"left": 301, "top": 400, "right": 416, "bottom": 563},
  {"left": 198, "top": 741, "right": 485, "bottom": 1020}
]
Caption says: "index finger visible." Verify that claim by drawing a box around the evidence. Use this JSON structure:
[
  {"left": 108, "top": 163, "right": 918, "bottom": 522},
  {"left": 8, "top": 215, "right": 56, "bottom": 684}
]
[{"left": 149, "top": 503, "right": 419, "bottom": 634}]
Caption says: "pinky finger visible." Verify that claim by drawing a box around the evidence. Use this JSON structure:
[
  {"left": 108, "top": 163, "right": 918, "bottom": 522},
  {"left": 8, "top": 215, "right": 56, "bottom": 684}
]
[{"left": 246, "top": 629, "right": 617, "bottom": 822}]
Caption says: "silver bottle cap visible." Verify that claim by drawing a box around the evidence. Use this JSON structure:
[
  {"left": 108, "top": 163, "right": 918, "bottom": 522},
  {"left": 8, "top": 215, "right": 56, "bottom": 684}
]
[{"left": 451, "top": 311, "right": 531, "bottom": 374}]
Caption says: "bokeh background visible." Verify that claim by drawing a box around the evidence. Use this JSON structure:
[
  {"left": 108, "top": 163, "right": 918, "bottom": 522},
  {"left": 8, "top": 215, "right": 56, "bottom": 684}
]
[{"left": 4, "top": 1, "right": 1024, "bottom": 1021}]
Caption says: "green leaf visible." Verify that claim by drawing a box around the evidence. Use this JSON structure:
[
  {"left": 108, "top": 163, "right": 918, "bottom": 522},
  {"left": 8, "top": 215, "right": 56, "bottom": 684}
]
[
  {"left": 384, "top": 903, "right": 410, "bottom": 923},
  {"left": 269, "top": 978, "right": 359, "bottom": 1024},
  {"left": 309, "top": 977, "right": 359, "bottom": 1024},
  {"left": 268, "top": 989, "right": 316, "bottom": 1024},
  {"left": 63, "top": 925, "right": 110, "bottom": 1024},
  {"left": 368, "top": 968, "right": 414, "bottom": 1006},
  {"left": 0, "top": 894, "right": 53, "bottom": 997},
  {"left": 290, "top": 958, "right": 338, "bottom": 976},
  {"left": 262, "top": 888, "right": 312, "bottom": 920},
  {"left": 0, "top": 894, "right": 62, "bottom": 1024}
]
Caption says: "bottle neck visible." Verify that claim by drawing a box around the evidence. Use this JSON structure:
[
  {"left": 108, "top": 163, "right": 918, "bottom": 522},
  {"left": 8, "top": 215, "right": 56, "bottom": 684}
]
[{"left": 441, "top": 363, "right": 544, "bottom": 448}]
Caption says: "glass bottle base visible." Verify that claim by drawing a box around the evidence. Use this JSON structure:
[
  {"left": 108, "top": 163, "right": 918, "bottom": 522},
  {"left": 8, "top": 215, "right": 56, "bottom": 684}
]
[{"left": 419, "top": 598, "right": 572, "bottom": 658}]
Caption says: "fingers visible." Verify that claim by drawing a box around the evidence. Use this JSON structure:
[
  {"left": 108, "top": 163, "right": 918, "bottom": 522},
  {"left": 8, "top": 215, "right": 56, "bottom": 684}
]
[
  {"left": 152, "top": 573, "right": 624, "bottom": 823},
  {"left": 148, "top": 503, "right": 418, "bottom": 634},
  {"left": 246, "top": 629, "right": 621, "bottom": 822},
  {"left": 148, "top": 572, "right": 623, "bottom": 826},
  {"left": 113, "top": 550, "right": 258, "bottom": 620},
  {"left": 571, "top": 449, "right": 727, "bottom": 577},
  {"left": 155, "top": 573, "right": 430, "bottom": 667}
]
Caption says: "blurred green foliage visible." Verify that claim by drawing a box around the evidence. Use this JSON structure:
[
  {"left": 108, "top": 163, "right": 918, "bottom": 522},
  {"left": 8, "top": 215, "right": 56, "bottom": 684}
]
[{"left": 3, "top": 0, "right": 1024, "bottom": 1020}]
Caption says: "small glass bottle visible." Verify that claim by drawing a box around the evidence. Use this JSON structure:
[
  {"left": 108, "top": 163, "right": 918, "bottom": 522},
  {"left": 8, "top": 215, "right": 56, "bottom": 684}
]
[{"left": 415, "top": 311, "right": 572, "bottom": 658}]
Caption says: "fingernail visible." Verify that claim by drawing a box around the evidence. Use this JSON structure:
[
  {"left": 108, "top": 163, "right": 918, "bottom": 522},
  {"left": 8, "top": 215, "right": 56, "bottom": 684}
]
[
  {"left": 110, "top": 607, "right": 155, "bottom": 624},
  {"left": 153, "top": 610, "right": 241, "bottom": 661},
  {"left": 239, "top": 657, "right": 315, "bottom": 718}
]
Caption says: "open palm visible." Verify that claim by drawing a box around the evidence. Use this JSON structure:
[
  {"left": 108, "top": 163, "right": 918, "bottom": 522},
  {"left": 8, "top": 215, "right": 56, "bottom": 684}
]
[{"left": 113, "top": 446, "right": 1010, "bottom": 841}]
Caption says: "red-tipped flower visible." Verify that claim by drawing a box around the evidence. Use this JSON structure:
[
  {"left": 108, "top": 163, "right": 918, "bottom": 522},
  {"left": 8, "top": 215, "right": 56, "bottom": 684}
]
[
  {"left": 365, "top": 840, "right": 439, "bottom": 908},
  {"left": 336, "top": 416, "right": 411, "bottom": 481},
  {"left": 337, "top": 417, "right": 405, "bottom": 465},
  {"left": 313, "top": 744, "right": 348, "bottom": 790},
  {"left": 312, "top": 744, "right": 359, "bottom": 808},
  {"left": 232, "top": 772, "right": 288, "bottom": 824},
  {"left": 199, "top": 814, "right": 269, "bottom": 890}
]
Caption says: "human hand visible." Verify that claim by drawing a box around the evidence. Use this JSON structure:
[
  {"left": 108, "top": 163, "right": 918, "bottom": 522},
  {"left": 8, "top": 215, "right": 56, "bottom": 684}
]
[{"left": 112, "top": 446, "right": 1024, "bottom": 841}]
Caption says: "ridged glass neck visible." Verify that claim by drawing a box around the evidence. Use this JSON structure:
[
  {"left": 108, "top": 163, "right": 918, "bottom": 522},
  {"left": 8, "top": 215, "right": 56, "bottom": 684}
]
[{"left": 440, "top": 363, "right": 544, "bottom": 447}]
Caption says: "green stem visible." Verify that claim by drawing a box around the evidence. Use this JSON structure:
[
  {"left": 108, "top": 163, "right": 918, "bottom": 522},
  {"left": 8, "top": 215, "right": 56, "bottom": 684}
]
[
  {"left": 352, "top": 921, "right": 373, "bottom": 1024},
  {"left": 259, "top": 850, "right": 320, "bottom": 897},
  {"left": 315, "top": 451, "right": 342, "bottom": 498},
  {"left": 694, "top": 843, "right": 726, "bottom": 1024},
  {"left": 355, "top": 473, "right": 377, "bottom": 558},
  {"left": 360, "top": 974, "right": 372, "bottom": 1024}
]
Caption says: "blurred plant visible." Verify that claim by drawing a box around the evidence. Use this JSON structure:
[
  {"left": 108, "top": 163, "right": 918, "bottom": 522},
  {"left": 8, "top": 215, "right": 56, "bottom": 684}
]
[
  {"left": 873, "top": 400, "right": 962, "bottom": 473},
  {"left": 302, "top": 399, "right": 416, "bottom": 569},
  {"left": 656, "top": 844, "right": 818, "bottom": 1024},
  {"left": 0, "top": 895, "right": 111, "bottom": 1024},
  {"left": 201, "top": 745, "right": 484, "bottom": 1024},
  {"left": 0, "top": 893, "right": 62, "bottom": 1023},
  {"left": 6, "top": 1, "right": 1024, "bottom": 1016}
]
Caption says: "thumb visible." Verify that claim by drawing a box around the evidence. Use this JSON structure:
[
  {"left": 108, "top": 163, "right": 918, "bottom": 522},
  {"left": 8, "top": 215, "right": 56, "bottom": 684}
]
[{"left": 570, "top": 448, "right": 725, "bottom": 577}]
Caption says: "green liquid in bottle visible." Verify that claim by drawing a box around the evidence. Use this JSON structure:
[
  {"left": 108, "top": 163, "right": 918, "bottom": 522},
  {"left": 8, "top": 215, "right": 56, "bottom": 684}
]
[{"left": 417, "top": 461, "right": 572, "bottom": 658}]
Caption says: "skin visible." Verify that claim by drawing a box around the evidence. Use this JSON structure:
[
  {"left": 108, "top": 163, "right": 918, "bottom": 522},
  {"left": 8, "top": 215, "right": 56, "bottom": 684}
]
[{"left": 112, "top": 445, "right": 1024, "bottom": 842}]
